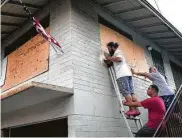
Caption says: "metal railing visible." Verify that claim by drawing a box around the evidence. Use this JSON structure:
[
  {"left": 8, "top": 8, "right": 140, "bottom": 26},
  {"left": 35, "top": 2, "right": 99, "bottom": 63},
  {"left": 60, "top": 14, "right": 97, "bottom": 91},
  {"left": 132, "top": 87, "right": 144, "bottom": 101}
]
[{"left": 154, "top": 84, "right": 182, "bottom": 137}]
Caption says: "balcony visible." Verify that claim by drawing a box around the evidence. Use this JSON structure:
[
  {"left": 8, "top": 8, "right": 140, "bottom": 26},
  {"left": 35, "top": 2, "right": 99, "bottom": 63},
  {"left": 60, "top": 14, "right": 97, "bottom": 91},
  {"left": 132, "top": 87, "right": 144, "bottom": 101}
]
[{"left": 1, "top": 81, "right": 73, "bottom": 114}]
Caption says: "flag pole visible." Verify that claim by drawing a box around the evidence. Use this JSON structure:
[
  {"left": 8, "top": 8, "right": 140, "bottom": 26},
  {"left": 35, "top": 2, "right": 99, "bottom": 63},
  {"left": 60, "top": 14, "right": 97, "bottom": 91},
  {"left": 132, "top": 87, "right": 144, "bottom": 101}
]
[{"left": 18, "top": 0, "right": 64, "bottom": 54}]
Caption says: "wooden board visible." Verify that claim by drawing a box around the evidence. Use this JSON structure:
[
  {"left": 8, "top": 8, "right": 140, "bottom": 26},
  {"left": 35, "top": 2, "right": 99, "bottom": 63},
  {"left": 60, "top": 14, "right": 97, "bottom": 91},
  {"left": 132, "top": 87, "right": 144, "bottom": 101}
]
[
  {"left": 2, "top": 28, "right": 49, "bottom": 91},
  {"left": 99, "top": 24, "right": 148, "bottom": 73}
]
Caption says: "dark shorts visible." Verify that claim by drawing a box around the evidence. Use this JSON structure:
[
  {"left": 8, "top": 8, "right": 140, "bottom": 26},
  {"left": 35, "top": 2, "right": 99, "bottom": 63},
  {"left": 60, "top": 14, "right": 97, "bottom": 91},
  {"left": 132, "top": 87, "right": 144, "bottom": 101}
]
[
  {"left": 116, "top": 76, "right": 134, "bottom": 97},
  {"left": 136, "top": 125, "right": 156, "bottom": 137},
  {"left": 160, "top": 94, "right": 179, "bottom": 113}
]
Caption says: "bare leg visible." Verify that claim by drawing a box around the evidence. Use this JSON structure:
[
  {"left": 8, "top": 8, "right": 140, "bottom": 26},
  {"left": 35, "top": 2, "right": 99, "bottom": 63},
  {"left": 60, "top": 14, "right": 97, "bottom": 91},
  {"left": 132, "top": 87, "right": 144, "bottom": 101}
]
[
  {"left": 125, "top": 94, "right": 140, "bottom": 116},
  {"left": 125, "top": 95, "right": 135, "bottom": 110},
  {"left": 131, "top": 94, "right": 140, "bottom": 111},
  {"left": 131, "top": 94, "right": 138, "bottom": 102}
]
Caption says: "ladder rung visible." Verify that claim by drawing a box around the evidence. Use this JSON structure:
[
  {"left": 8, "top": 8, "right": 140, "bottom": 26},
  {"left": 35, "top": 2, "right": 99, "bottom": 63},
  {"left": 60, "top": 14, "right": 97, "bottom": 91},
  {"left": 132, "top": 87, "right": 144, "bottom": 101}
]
[
  {"left": 126, "top": 116, "right": 140, "bottom": 120},
  {"left": 132, "top": 131, "right": 137, "bottom": 135},
  {"left": 109, "top": 67, "right": 143, "bottom": 137}
]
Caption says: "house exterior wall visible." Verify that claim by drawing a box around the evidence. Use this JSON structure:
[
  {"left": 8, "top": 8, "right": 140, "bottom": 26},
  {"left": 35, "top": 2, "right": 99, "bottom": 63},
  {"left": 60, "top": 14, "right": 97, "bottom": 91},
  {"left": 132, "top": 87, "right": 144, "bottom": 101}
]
[
  {"left": 1, "top": 0, "right": 74, "bottom": 130},
  {"left": 1, "top": 0, "right": 182, "bottom": 137},
  {"left": 68, "top": 0, "right": 182, "bottom": 136}
]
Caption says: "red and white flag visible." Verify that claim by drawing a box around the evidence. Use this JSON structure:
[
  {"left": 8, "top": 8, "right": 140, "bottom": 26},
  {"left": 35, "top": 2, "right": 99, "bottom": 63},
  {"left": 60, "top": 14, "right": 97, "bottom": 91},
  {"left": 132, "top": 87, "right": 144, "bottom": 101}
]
[
  {"left": 33, "top": 17, "right": 64, "bottom": 53},
  {"left": 17, "top": 0, "right": 63, "bottom": 53}
]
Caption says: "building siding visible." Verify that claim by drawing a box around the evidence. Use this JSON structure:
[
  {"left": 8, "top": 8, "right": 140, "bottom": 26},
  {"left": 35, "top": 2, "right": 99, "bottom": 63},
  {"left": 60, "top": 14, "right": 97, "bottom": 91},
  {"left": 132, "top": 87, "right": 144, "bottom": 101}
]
[{"left": 1, "top": 0, "right": 182, "bottom": 137}]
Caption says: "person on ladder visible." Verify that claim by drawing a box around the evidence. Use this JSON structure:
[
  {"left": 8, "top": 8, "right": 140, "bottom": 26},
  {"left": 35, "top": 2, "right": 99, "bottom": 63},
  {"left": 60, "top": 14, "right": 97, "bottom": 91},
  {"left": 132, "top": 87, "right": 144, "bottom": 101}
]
[
  {"left": 123, "top": 85, "right": 166, "bottom": 137},
  {"left": 131, "top": 67, "right": 175, "bottom": 110},
  {"left": 104, "top": 41, "right": 140, "bottom": 116}
]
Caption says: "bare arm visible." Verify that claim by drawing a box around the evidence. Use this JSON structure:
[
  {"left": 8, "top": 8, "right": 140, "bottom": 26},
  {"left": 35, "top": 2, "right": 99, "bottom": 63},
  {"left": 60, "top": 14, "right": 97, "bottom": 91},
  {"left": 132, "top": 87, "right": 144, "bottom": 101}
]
[
  {"left": 135, "top": 72, "right": 151, "bottom": 79},
  {"left": 131, "top": 68, "right": 151, "bottom": 79},
  {"left": 123, "top": 101, "right": 142, "bottom": 107},
  {"left": 105, "top": 56, "right": 122, "bottom": 62}
]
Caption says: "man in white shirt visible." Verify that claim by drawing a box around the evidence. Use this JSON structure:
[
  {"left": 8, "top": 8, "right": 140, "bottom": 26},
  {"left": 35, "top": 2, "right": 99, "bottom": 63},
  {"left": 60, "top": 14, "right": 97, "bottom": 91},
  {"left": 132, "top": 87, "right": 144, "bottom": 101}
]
[{"left": 105, "top": 42, "right": 140, "bottom": 116}]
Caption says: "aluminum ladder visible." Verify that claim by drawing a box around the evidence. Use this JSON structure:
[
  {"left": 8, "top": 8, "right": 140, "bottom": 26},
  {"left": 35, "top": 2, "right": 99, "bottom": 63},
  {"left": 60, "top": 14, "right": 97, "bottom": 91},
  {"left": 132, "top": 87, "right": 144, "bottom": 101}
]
[{"left": 109, "top": 66, "right": 143, "bottom": 137}]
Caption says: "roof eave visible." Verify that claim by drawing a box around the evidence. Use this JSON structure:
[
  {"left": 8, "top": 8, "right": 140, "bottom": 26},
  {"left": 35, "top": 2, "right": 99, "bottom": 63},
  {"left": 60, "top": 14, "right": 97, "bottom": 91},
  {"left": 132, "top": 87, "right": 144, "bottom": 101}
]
[{"left": 138, "top": 0, "right": 182, "bottom": 39}]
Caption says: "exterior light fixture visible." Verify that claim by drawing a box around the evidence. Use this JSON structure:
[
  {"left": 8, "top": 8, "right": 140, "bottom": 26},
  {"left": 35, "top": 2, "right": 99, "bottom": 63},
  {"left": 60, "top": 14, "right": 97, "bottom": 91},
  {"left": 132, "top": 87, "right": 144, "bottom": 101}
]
[{"left": 146, "top": 45, "right": 152, "bottom": 51}]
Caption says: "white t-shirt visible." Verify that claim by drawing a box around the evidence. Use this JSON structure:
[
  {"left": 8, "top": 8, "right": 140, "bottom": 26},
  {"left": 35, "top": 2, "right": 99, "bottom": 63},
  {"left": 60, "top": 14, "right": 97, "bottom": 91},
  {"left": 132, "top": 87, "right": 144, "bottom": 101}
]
[
  {"left": 148, "top": 71, "right": 174, "bottom": 96},
  {"left": 113, "top": 50, "right": 132, "bottom": 79}
]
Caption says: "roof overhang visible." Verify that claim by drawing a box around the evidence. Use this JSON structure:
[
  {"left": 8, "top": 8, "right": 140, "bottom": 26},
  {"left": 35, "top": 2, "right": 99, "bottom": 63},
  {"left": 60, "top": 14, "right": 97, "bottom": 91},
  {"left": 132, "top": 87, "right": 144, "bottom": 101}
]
[
  {"left": 1, "top": 81, "right": 73, "bottom": 114},
  {"left": 91, "top": 0, "right": 182, "bottom": 60},
  {"left": 1, "top": 0, "right": 50, "bottom": 47},
  {"left": 1, "top": 0, "right": 182, "bottom": 60}
]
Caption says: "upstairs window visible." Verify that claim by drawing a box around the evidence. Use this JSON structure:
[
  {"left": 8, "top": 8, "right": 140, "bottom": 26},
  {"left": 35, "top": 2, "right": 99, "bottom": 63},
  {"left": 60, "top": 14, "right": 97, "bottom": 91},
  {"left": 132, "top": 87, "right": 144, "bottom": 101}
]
[{"left": 151, "top": 49, "right": 166, "bottom": 78}]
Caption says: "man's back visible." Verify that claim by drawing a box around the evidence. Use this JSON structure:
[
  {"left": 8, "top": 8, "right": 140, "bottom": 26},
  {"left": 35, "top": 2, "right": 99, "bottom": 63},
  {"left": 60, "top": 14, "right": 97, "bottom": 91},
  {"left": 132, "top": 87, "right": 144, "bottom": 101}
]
[
  {"left": 149, "top": 71, "right": 174, "bottom": 96},
  {"left": 141, "top": 96, "right": 166, "bottom": 129}
]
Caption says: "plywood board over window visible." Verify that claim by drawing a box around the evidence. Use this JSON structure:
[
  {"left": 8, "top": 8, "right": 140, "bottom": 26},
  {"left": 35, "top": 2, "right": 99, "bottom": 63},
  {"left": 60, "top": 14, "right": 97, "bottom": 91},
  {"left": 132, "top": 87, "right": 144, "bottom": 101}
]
[
  {"left": 100, "top": 24, "right": 148, "bottom": 73},
  {"left": 2, "top": 28, "right": 49, "bottom": 91}
]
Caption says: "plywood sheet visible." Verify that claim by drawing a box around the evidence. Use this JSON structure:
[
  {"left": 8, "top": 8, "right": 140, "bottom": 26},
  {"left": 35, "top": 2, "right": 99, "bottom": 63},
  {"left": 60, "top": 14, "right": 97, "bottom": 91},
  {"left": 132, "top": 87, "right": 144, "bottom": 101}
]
[
  {"left": 2, "top": 28, "right": 49, "bottom": 91},
  {"left": 100, "top": 24, "right": 148, "bottom": 73}
]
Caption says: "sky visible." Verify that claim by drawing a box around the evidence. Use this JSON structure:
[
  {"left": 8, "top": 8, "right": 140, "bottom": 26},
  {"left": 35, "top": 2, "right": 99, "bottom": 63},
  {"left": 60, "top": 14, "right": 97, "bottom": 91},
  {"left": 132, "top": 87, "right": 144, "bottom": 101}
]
[{"left": 147, "top": 0, "right": 182, "bottom": 33}]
